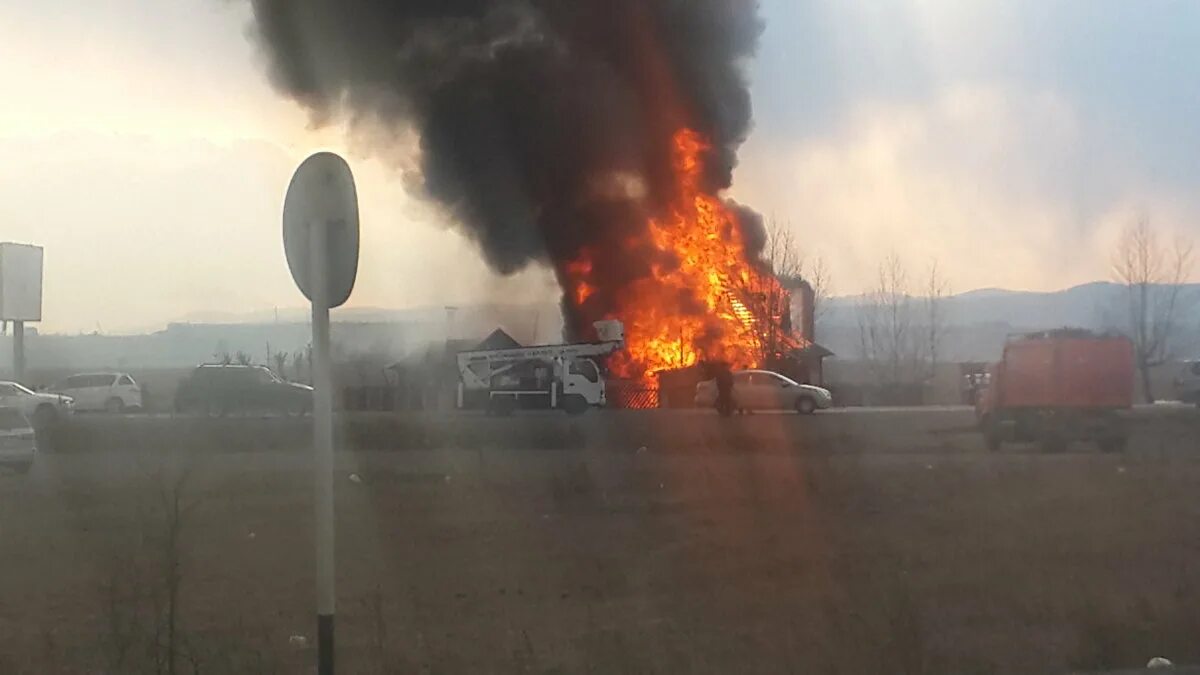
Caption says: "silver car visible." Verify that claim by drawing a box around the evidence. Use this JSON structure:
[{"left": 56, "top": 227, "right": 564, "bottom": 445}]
[
  {"left": 0, "top": 407, "right": 36, "bottom": 474},
  {"left": 695, "top": 369, "right": 833, "bottom": 414},
  {"left": 0, "top": 381, "right": 74, "bottom": 428}
]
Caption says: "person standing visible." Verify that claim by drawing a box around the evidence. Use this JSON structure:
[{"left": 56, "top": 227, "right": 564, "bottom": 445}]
[{"left": 714, "top": 361, "right": 734, "bottom": 417}]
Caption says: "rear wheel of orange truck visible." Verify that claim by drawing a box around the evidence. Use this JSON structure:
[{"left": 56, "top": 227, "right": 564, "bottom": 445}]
[{"left": 982, "top": 417, "right": 1002, "bottom": 452}]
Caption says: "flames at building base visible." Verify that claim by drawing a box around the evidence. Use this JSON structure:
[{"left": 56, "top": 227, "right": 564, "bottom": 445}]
[{"left": 563, "top": 128, "right": 797, "bottom": 381}]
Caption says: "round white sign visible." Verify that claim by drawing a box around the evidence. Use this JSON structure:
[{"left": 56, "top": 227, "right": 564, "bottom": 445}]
[{"left": 282, "top": 152, "right": 360, "bottom": 308}]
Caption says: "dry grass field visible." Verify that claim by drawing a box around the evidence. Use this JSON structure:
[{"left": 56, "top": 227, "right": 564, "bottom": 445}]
[{"left": 1, "top": 408, "right": 1198, "bottom": 673}]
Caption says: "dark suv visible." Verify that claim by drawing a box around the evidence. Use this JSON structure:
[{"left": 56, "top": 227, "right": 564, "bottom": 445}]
[
  {"left": 1175, "top": 360, "right": 1200, "bottom": 406},
  {"left": 174, "top": 365, "right": 312, "bottom": 415}
]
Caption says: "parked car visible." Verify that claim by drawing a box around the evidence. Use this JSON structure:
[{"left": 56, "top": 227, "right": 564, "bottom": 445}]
[
  {"left": 174, "top": 364, "right": 312, "bottom": 415},
  {"left": 0, "top": 381, "right": 74, "bottom": 428},
  {"left": 695, "top": 369, "right": 833, "bottom": 414},
  {"left": 1174, "top": 360, "right": 1200, "bottom": 406},
  {"left": 48, "top": 372, "right": 142, "bottom": 413},
  {"left": 0, "top": 407, "right": 36, "bottom": 474}
]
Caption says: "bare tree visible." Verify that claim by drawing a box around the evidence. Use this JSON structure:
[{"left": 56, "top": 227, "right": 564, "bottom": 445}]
[
  {"left": 857, "top": 253, "right": 950, "bottom": 396},
  {"left": 858, "top": 253, "right": 916, "bottom": 386},
  {"left": 762, "top": 219, "right": 833, "bottom": 326},
  {"left": 806, "top": 253, "right": 832, "bottom": 338},
  {"left": 742, "top": 219, "right": 799, "bottom": 361},
  {"left": 273, "top": 351, "right": 289, "bottom": 381},
  {"left": 291, "top": 351, "right": 306, "bottom": 383},
  {"left": 923, "top": 260, "right": 950, "bottom": 380},
  {"left": 742, "top": 219, "right": 834, "bottom": 360},
  {"left": 1112, "top": 216, "right": 1195, "bottom": 402},
  {"left": 763, "top": 218, "right": 804, "bottom": 281}
]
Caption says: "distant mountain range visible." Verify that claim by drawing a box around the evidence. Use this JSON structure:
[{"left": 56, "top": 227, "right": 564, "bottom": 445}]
[
  {"left": 826, "top": 281, "right": 1200, "bottom": 328},
  {"left": 155, "top": 281, "right": 1200, "bottom": 363},
  {"left": 820, "top": 281, "right": 1200, "bottom": 361},
  {"left": 16, "top": 281, "right": 1200, "bottom": 374}
]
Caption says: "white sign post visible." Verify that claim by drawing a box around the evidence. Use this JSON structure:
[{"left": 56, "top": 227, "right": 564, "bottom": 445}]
[{"left": 282, "top": 153, "right": 359, "bottom": 675}]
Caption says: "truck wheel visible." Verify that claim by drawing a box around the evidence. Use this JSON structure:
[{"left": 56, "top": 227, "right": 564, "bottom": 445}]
[
  {"left": 978, "top": 415, "right": 1002, "bottom": 451},
  {"left": 562, "top": 395, "right": 588, "bottom": 415},
  {"left": 983, "top": 427, "right": 1002, "bottom": 452},
  {"left": 1097, "top": 435, "right": 1127, "bottom": 453}
]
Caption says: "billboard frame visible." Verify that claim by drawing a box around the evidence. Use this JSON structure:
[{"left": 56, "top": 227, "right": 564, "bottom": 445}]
[{"left": 0, "top": 242, "right": 44, "bottom": 323}]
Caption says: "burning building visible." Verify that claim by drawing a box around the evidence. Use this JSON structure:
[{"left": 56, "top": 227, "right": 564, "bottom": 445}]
[{"left": 247, "top": 0, "right": 805, "bottom": 381}]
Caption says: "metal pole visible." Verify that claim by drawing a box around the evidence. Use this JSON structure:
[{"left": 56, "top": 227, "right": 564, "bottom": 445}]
[
  {"left": 444, "top": 306, "right": 458, "bottom": 411},
  {"left": 310, "top": 225, "right": 335, "bottom": 675},
  {"left": 13, "top": 320, "right": 25, "bottom": 383}
]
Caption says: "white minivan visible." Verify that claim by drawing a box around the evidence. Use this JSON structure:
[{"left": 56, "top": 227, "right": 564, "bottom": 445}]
[{"left": 50, "top": 373, "right": 142, "bottom": 413}]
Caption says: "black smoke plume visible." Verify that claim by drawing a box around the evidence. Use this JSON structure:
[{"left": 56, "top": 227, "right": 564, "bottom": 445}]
[{"left": 248, "top": 0, "right": 764, "bottom": 336}]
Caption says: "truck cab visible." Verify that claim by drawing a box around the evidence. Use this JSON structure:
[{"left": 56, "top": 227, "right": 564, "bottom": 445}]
[
  {"left": 1174, "top": 360, "right": 1200, "bottom": 405},
  {"left": 564, "top": 358, "right": 603, "bottom": 404}
]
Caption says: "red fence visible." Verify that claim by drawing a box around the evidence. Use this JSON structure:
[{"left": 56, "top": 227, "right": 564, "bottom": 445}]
[{"left": 606, "top": 380, "right": 660, "bottom": 409}]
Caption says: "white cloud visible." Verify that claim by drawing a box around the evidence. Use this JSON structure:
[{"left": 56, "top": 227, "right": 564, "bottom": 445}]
[
  {"left": 735, "top": 82, "right": 1199, "bottom": 293},
  {"left": 0, "top": 131, "right": 556, "bottom": 334}
]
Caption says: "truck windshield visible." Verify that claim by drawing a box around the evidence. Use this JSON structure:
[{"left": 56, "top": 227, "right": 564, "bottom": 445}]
[{"left": 569, "top": 359, "right": 598, "bottom": 383}]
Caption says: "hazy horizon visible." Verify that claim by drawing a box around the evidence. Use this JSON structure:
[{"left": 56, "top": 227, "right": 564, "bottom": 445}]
[{"left": 32, "top": 278, "right": 1198, "bottom": 338}]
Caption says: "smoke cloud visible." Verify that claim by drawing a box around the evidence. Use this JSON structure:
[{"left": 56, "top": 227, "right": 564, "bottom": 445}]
[{"left": 248, "top": 0, "right": 764, "bottom": 337}]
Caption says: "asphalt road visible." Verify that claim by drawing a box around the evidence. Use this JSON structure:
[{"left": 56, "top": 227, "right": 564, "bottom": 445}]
[{"left": 70, "top": 400, "right": 1200, "bottom": 419}]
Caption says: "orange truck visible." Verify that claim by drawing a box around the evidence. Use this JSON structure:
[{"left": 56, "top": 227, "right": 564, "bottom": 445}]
[{"left": 975, "top": 330, "right": 1135, "bottom": 452}]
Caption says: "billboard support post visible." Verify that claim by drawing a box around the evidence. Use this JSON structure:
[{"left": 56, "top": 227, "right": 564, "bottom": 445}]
[{"left": 12, "top": 320, "right": 23, "bottom": 383}]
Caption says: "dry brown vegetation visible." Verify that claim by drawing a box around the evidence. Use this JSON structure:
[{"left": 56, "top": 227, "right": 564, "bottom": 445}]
[{"left": 3, "top": 410, "right": 1199, "bottom": 673}]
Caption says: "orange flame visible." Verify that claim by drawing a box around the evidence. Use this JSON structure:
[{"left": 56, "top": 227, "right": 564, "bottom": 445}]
[
  {"left": 564, "top": 128, "right": 793, "bottom": 379},
  {"left": 566, "top": 254, "right": 596, "bottom": 305}
]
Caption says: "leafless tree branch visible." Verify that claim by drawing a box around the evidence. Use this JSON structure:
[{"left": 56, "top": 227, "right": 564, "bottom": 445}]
[
  {"left": 1112, "top": 215, "right": 1196, "bottom": 401},
  {"left": 856, "top": 253, "right": 950, "bottom": 393}
]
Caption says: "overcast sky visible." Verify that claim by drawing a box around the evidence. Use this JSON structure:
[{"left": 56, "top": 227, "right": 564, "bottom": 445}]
[{"left": 1, "top": 1, "right": 1197, "bottom": 333}]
